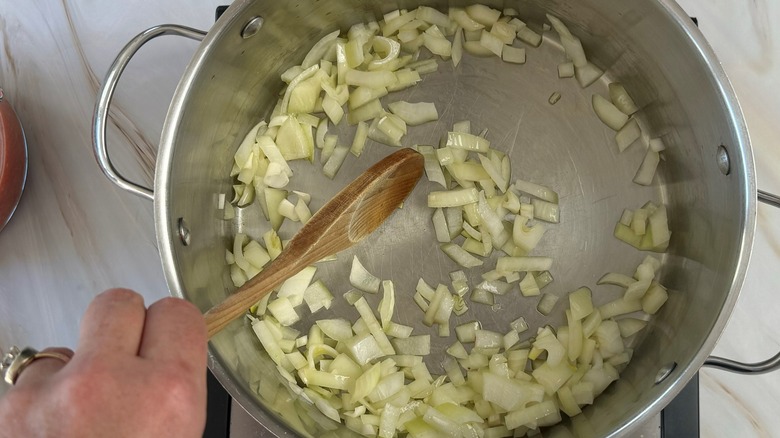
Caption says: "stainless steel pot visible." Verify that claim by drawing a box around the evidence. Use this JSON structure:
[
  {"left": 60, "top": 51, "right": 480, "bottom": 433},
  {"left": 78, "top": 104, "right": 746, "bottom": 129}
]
[{"left": 93, "top": 0, "right": 780, "bottom": 436}]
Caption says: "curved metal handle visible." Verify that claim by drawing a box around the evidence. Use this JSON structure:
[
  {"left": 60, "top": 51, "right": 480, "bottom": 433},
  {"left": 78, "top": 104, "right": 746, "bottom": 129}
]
[
  {"left": 703, "top": 189, "right": 780, "bottom": 374},
  {"left": 92, "top": 25, "right": 207, "bottom": 201}
]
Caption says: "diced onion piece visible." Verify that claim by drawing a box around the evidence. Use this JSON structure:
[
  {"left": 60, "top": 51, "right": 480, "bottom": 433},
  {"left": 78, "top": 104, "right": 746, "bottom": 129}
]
[
  {"left": 519, "top": 273, "right": 540, "bottom": 297},
  {"left": 474, "top": 329, "right": 502, "bottom": 352},
  {"left": 348, "top": 99, "right": 384, "bottom": 125},
  {"left": 483, "top": 372, "right": 544, "bottom": 414},
  {"left": 560, "top": 34, "right": 587, "bottom": 68},
  {"left": 465, "top": 4, "right": 501, "bottom": 27},
  {"left": 496, "top": 256, "right": 553, "bottom": 273},
  {"left": 592, "top": 94, "right": 629, "bottom": 131},
  {"left": 446, "top": 131, "right": 490, "bottom": 152},
  {"left": 345, "top": 69, "right": 397, "bottom": 88},
  {"left": 446, "top": 341, "right": 469, "bottom": 359},
  {"left": 320, "top": 134, "right": 337, "bottom": 163},
  {"left": 516, "top": 27, "right": 542, "bottom": 47},
  {"left": 385, "top": 321, "right": 413, "bottom": 338},
  {"left": 649, "top": 138, "right": 667, "bottom": 152},
  {"left": 648, "top": 205, "right": 671, "bottom": 248},
  {"left": 368, "top": 37, "right": 401, "bottom": 70},
  {"left": 536, "top": 293, "right": 559, "bottom": 316},
  {"left": 476, "top": 192, "right": 509, "bottom": 247},
  {"left": 634, "top": 149, "right": 660, "bottom": 186},
  {"left": 503, "top": 330, "right": 520, "bottom": 350},
  {"left": 445, "top": 207, "right": 463, "bottom": 239},
  {"left": 617, "top": 318, "right": 647, "bottom": 338},
  {"left": 558, "top": 62, "right": 575, "bottom": 78},
  {"left": 491, "top": 21, "right": 516, "bottom": 44},
  {"left": 595, "top": 320, "right": 623, "bottom": 358},
  {"left": 513, "top": 216, "right": 546, "bottom": 252},
  {"left": 609, "top": 82, "right": 639, "bottom": 115},
  {"left": 391, "top": 335, "right": 431, "bottom": 356},
  {"left": 413, "top": 291, "right": 429, "bottom": 312},
  {"left": 276, "top": 116, "right": 315, "bottom": 161},
  {"left": 433, "top": 208, "right": 451, "bottom": 243},
  {"left": 278, "top": 198, "right": 299, "bottom": 221},
  {"left": 513, "top": 179, "right": 558, "bottom": 203},
  {"left": 470, "top": 286, "right": 495, "bottom": 305},
  {"left": 428, "top": 188, "right": 479, "bottom": 208},
  {"left": 230, "top": 264, "right": 248, "bottom": 288},
  {"left": 388, "top": 101, "right": 439, "bottom": 126},
  {"left": 280, "top": 65, "right": 319, "bottom": 115},
  {"left": 321, "top": 94, "right": 344, "bottom": 125},
  {"left": 479, "top": 30, "right": 503, "bottom": 57},
  {"left": 349, "top": 86, "right": 388, "bottom": 110},
  {"left": 350, "top": 255, "right": 381, "bottom": 293},
  {"left": 499, "top": 45, "right": 526, "bottom": 64},
  {"left": 531, "top": 199, "right": 560, "bottom": 223},
  {"left": 267, "top": 298, "right": 300, "bottom": 326},
  {"left": 301, "top": 30, "right": 341, "bottom": 69},
  {"left": 322, "top": 144, "right": 350, "bottom": 179},
  {"left": 345, "top": 332, "right": 385, "bottom": 366},
  {"left": 455, "top": 321, "right": 481, "bottom": 343},
  {"left": 316, "top": 318, "right": 354, "bottom": 341},
  {"left": 424, "top": 284, "right": 448, "bottom": 326},
  {"left": 379, "top": 280, "right": 395, "bottom": 328},
  {"left": 565, "top": 287, "right": 593, "bottom": 321},
  {"left": 354, "top": 297, "right": 396, "bottom": 354},
  {"left": 450, "top": 8, "right": 485, "bottom": 31},
  {"left": 546, "top": 14, "right": 572, "bottom": 38},
  {"left": 624, "top": 279, "right": 651, "bottom": 301},
  {"left": 304, "top": 280, "right": 333, "bottom": 313},
  {"left": 599, "top": 297, "right": 642, "bottom": 319},
  {"left": 574, "top": 62, "right": 603, "bottom": 88},
  {"left": 350, "top": 121, "right": 369, "bottom": 157},
  {"left": 642, "top": 283, "right": 668, "bottom": 314},
  {"left": 277, "top": 266, "right": 317, "bottom": 307},
  {"left": 616, "top": 118, "right": 641, "bottom": 152},
  {"left": 424, "top": 33, "right": 453, "bottom": 57},
  {"left": 463, "top": 41, "right": 495, "bottom": 57},
  {"left": 452, "top": 27, "right": 464, "bottom": 67}
]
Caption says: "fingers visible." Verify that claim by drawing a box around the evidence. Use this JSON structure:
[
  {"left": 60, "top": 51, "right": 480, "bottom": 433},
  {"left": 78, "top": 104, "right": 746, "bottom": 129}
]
[
  {"left": 13, "top": 347, "right": 74, "bottom": 387},
  {"left": 138, "top": 297, "right": 207, "bottom": 376},
  {"left": 78, "top": 288, "right": 147, "bottom": 358}
]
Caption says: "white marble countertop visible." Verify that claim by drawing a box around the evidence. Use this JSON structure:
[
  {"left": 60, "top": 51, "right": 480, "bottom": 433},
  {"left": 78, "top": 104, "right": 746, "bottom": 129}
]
[{"left": 1, "top": 0, "right": 778, "bottom": 436}]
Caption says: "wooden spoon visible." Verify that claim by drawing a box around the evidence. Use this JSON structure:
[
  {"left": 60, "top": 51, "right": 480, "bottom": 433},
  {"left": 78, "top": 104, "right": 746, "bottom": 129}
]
[{"left": 204, "top": 148, "right": 424, "bottom": 337}]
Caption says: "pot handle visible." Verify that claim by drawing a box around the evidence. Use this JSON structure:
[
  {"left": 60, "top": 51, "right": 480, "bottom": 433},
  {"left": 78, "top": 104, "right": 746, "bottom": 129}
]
[
  {"left": 702, "top": 189, "right": 780, "bottom": 374},
  {"left": 92, "top": 25, "right": 207, "bottom": 202}
]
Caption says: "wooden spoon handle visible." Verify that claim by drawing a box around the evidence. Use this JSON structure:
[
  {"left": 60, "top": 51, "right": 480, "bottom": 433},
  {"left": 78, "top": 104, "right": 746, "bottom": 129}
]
[{"left": 203, "top": 249, "right": 308, "bottom": 337}]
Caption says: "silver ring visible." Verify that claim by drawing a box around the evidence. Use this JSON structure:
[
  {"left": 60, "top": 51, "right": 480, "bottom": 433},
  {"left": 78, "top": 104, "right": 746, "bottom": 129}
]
[{"left": 1, "top": 346, "right": 71, "bottom": 385}]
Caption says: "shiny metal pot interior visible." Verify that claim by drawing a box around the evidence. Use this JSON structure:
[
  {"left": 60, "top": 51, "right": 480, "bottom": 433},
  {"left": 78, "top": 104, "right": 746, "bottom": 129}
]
[{"left": 139, "top": 0, "right": 756, "bottom": 436}]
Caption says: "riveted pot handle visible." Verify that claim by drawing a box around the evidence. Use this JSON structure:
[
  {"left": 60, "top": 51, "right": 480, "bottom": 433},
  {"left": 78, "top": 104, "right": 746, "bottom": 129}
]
[
  {"left": 702, "top": 190, "right": 780, "bottom": 374},
  {"left": 92, "top": 25, "right": 207, "bottom": 201}
]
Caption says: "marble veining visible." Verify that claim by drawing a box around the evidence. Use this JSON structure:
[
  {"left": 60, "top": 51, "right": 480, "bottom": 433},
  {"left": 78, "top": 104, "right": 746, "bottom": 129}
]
[{"left": 1, "top": 0, "right": 779, "bottom": 434}]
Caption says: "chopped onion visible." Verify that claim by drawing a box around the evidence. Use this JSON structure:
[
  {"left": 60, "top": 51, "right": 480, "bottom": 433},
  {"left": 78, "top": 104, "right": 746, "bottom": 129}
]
[
  {"left": 277, "top": 266, "right": 317, "bottom": 307},
  {"left": 598, "top": 297, "right": 642, "bottom": 319},
  {"left": 391, "top": 335, "right": 431, "bottom": 356},
  {"left": 536, "top": 293, "right": 559, "bottom": 316},
  {"left": 304, "top": 280, "right": 333, "bottom": 313},
  {"left": 479, "top": 30, "right": 504, "bottom": 57},
  {"left": 455, "top": 321, "right": 481, "bottom": 343},
  {"left": 428, "top": 188, "right": 479, "bottom": 208},
  {"left": 574, "top": 62, "right": 603, "bottom": 88},
  {"left": 516, "top": 27, "right": 542, "bottom": 47},
  {"left": 452, "top": 27, "right": 464, "bottom": 67},
  {"left": 496, "top": 256, "right": 553, "bottom": 273},
  {"left": 616, "top": 118, "right": 641, "bottom": 152},
  {"left": 633, "top": 149, "right": 660, "bottom": 186},
  {"left": 388, "top": 101, "right": 439, "bottom": 126},
  {"left": 609, "top": 82, "right": 639, "bottom": 115},
  {"left": 465, "top": 4, "right": 501, "bottom": 27},
  {"left": 642, "top": 283, "right": 668, "bottom": 314},
  {"left": 592, "top": 94, "right": 629, "bottom": 131},
  {"left": 350, "top": 255, "right": 381, "bottom": 293},
  {"left": 519, "top": 272, "right": 540, "bottom": 297},
  {"left": 349, "top": 121, "right": 369, "bottom": 157},
  {"left": 267, "top": 298, "right": 300, "bottom": 326},
  {"left": 463, "top": 40, "right": 495, "bottom": 57},
  {"left": 322, "top": 144, "right": 350, "bottom": 179},
  {"left": 558, "top": 62, "right": 575, "bottom": 78}
]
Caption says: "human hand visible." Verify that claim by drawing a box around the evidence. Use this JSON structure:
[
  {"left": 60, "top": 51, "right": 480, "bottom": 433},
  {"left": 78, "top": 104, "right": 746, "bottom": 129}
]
[{"left": 0, "top": 288, "right": 207, "bottom": 438}]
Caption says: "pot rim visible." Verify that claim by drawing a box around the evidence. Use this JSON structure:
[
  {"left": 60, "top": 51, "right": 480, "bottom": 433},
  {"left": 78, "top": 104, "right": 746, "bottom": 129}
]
[{"left": 153, "top": 0, "right": 756, "bottom": 436}]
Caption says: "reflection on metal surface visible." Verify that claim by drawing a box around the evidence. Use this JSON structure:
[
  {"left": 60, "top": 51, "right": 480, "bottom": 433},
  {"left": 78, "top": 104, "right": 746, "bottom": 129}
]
[
  {"left": 716, "top": 145, "right": 731, "bottom": 175},
  {"left": 241, "top": 16, "right": 264, "bottom": 39}
]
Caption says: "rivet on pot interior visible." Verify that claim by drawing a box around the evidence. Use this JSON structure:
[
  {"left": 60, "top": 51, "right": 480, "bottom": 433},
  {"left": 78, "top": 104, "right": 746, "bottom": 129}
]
[
  {"left": 177, "top": 218, "right": 191, "bottom": 246},
  {"left": 716, "top": 145, "right": 731, "bottom": 175},
  {"left": 655, "top": 362, "right": 677, "bottom": 384},
  {"left": 241, "top": 16, "right": 264, "bottom": 39}
]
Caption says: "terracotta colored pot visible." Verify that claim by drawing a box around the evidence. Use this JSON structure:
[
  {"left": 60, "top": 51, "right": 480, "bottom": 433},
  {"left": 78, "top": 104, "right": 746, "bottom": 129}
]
[{"left": 0, "top": 89, "right": 27, "bottom": 231}]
